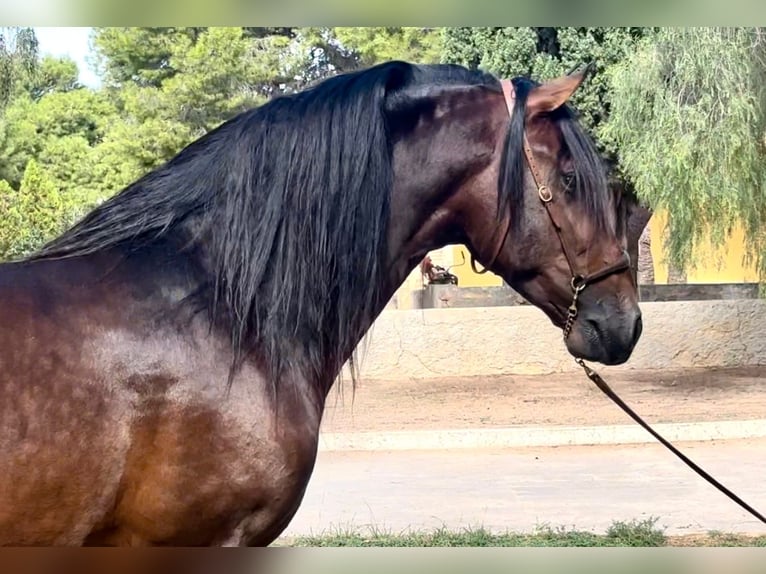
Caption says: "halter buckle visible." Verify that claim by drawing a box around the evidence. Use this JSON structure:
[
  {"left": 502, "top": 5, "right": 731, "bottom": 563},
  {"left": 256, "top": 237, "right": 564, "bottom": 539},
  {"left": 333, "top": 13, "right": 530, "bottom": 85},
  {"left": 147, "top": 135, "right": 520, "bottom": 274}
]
[{"left": 538, "top": 185, "right": 552, "bottom": 203}]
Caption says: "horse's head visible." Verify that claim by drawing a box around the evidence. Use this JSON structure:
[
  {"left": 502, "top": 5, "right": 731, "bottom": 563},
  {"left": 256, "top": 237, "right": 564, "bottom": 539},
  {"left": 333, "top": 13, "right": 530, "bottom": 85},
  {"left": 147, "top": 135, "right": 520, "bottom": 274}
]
[{"left": 448, "top": 66, "right": 642, "bottom": 365}]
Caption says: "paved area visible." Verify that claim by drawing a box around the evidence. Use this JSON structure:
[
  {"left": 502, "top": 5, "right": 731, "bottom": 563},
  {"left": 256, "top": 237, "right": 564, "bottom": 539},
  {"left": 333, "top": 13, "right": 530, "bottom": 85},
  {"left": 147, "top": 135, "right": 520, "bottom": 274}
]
[
  {"left": 317, "top": 419, "right": 766, "bottom": 451},
  {"left": 280, "top": 437, "right": 766, "bottom": 539},
  {"left": 279, "top": 366, "right": 766, "bottom": 541}
]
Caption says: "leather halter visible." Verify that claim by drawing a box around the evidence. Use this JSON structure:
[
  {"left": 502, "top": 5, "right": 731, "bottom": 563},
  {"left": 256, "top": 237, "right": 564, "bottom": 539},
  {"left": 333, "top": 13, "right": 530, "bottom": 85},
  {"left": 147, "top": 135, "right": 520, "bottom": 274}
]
[{"left": 471, "top": 79, "right": 631, "bottom": 340}]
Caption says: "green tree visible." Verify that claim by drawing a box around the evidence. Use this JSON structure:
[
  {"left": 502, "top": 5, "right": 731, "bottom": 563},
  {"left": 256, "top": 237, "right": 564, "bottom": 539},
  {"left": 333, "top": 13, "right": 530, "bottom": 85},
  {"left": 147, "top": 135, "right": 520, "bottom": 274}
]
[
  {"left": 86, "top": 27, "right": 281, "bottom": 195},
  {"left": 604, "top": 27, "right": 766, "bottom": 277},
  {"left": 21, "top": 54, "right": 81, "bottom": 100},
  {"left": 87, "top": 26, "right": 447, "bottom": 183},
  {"left": 92, "top": 27, "right": 298, "bottom": 89},
  {"left": 85, "top": 111, "right": 194, "bottom": 203},
  {"left": 441, "top": 27, "right": 653, "bottom": 168},
  {"left": 0, "top": 179, "right": 20, "bottom": 258},
  {"left": 0, "top": 27, "right": 38, "bottom": 109},
  {"left": 317, "top": 27, "right": 442, "bottom": 67},
  {"left": 92, "top": 27, "right": 203, "bottom": 88},
  {"left": 0, "top": 159, "right": 69, "bottom": 260},
  {"left": 291, "top": 27, "right": 443, "bottom": 90},
  {"left": 0, "top": 87, "right": 118, "bottom": 192}
]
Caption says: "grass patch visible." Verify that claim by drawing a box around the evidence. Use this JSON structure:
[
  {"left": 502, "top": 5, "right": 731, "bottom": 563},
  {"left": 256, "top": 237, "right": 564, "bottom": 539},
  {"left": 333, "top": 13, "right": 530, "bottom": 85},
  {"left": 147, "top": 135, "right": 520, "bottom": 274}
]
[
  {"left": 281, "top": 518, "right": 766, "bottom": 547},
  {"left": 286, "top": 518, "right": 666, "bottom": 547}
]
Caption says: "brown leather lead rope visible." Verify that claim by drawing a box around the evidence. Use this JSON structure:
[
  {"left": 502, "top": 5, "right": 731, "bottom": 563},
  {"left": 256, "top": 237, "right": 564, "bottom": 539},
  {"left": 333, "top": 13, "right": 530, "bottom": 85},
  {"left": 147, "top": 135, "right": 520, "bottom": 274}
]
[{"left": 576, "top": 358, "right": 766, "bottom": 525}]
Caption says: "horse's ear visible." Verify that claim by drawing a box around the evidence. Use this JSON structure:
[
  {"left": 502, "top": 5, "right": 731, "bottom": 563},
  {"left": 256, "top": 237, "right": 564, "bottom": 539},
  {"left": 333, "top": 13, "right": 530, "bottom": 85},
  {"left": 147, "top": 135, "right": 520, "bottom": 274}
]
[{"left": 525, "top": 62, "right": 592, "bottom": 118}]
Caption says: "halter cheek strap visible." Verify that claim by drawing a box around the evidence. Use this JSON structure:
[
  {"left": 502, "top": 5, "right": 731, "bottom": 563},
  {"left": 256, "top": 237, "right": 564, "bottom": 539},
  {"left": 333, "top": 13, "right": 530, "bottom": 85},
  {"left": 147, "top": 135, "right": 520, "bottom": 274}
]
[{"left": 469, "top": 81, "right": 515, "bottom": 276}]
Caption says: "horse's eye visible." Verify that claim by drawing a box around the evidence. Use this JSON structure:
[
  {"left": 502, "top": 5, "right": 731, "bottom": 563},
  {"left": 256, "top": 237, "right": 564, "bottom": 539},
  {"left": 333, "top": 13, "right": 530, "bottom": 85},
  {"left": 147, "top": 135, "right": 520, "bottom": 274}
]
[{"left": 562, "top": 172, "right": 575, "bottom": 191}]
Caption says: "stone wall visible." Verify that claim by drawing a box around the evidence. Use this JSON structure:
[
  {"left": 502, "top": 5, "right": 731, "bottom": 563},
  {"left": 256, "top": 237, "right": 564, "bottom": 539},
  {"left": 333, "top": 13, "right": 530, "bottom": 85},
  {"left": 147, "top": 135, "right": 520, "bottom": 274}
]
[
  {"left": 417, "top": 283, "right": 760, "bottom": 309},
  {"left": 344, "top": 299, "right": 766, "bottom": 380}
]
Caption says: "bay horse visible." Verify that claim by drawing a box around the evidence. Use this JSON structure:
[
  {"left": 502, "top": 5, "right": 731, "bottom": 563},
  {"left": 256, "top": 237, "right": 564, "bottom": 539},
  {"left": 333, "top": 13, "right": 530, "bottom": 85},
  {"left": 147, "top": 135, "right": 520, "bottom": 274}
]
[{"left": 0, "top": 60, "right": 643, "bottom": 546}]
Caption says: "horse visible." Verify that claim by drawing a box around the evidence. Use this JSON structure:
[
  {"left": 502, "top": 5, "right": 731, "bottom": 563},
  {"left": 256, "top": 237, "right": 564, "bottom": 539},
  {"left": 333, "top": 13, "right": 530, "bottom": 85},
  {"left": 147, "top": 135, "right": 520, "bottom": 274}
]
[{"left": 0, "top": 60, "right": 644, "bottom": 546}]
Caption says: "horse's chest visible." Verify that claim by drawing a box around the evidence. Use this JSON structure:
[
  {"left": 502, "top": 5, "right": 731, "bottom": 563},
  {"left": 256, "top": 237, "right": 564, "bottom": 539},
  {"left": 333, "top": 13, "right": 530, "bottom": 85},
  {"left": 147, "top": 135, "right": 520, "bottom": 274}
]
[{"left": 109, "top": 393, "right": 320, "bottom": 546}]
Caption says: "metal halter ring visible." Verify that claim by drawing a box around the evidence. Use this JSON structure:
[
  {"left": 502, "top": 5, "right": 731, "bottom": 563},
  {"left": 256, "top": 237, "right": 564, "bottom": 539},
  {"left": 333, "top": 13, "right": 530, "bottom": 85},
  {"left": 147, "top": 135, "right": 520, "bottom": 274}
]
[
  {"left": 538, "top": 185, "right": 552, "bottom": 202},
  {"left": 570, "top": 275, "right": 586, "bottom": 293}
]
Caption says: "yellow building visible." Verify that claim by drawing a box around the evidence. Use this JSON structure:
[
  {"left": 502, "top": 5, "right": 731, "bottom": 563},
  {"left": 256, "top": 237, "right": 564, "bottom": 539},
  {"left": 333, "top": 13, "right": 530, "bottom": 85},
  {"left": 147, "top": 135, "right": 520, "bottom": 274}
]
[
  {"left": 394, "top": 208, "right": 759, "bottom": 304},
  {"left": 648, "top": 210, "right": 759, "bottom": 284}
]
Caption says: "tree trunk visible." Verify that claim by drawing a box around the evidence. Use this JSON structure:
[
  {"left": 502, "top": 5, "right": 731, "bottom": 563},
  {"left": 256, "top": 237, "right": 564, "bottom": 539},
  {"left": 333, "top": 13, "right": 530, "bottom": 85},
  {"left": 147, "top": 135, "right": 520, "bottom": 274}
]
[
  {"left": 637, "top": 224, "right": 655, "bottom": 284},
  {"left": 667, "top": 262, "right": 687, "bottom": 284},
  {"left": 624, "top": 197, "right": 653, "bottom": 288}
]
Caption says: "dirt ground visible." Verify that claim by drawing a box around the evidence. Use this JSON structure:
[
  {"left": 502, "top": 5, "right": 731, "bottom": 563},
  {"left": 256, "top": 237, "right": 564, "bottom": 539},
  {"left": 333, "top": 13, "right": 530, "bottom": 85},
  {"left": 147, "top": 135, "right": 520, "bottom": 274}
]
[{"left": 319, "top": 365, "right": 766, "bottom": 433}]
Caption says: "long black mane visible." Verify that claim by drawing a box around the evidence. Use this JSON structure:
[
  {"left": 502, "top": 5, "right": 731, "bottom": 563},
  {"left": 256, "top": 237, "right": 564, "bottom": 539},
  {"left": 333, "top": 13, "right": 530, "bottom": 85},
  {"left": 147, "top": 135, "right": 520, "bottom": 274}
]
[
  {"left": 499, "top": 76, "right": 612, "bottom": 233},
  {"left": 28, "top": 61, "right": 502, "bottom": 391},
  {"left": 27, "top": 61, "right": 610, "bottom": 394}
]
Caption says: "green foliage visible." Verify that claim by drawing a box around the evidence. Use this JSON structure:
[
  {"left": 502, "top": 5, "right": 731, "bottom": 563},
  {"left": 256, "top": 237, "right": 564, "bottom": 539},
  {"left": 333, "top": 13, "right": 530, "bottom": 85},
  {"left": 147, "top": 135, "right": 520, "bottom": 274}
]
[
  {"left": 293, "top": 27, "right": 443, "bottom": 90},
  {"left": 157, "top": 26, "right": 284, "bottom": 130},
  {"left": 0, "top": 160, "right": 70, "bottom": 260},
  {"left": 0, "top": 180, "right": 18, "bottom": 258},
  {"left": 0, "top": 27, "right": 38, "bottom": 109},
  {"left": 89, "top": 27, "right": 305, "bottom": 170},
  {"left": 83, "top": 26, "right": 448, "bottom": 193},
  {"left": 330, "top": 27, "right": 443, "bottom": 66},
  {"left": 441, "top": 27, "right": 653, "bottom": 166},
  {"left": 604, "top": 27, "right": 766, "bottom": 276},
  {"left": 86, "top": 114, "right": 194, "bottom": 202},
  {"left": 21, "top": 55, "right": 81, "bottom": 99},
  {"left": 92, "top": 27, "right": 203, "bottom": 88},
  {"left": 0, "top": 87, "right": 118, "bottom": 191}
]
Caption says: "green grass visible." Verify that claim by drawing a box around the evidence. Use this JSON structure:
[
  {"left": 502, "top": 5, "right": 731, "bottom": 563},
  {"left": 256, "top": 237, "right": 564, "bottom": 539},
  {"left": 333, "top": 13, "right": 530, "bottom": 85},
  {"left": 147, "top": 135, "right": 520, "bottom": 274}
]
[{"left": 280, "top": 518, "right": 766, "bottom": 547}]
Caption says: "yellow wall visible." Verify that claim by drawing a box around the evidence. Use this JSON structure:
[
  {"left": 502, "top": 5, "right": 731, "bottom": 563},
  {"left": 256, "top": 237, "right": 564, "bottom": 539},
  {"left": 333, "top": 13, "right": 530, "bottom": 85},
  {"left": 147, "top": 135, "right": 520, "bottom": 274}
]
[
  {"left": 649, "top": 210, "right": 759, "bottom": 284},
  {"left": 442, "top": 210, "right": 759, "bottom": 288},
  {"left": 448, "top": 244, "right": 504, "bottom": 288}
]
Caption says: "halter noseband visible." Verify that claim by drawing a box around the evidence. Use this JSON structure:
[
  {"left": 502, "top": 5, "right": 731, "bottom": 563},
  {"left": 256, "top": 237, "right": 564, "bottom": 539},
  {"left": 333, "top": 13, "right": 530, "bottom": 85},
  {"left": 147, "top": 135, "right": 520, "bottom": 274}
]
[{"left": 470, "top": 79, "right": 631, "bottom": 341}]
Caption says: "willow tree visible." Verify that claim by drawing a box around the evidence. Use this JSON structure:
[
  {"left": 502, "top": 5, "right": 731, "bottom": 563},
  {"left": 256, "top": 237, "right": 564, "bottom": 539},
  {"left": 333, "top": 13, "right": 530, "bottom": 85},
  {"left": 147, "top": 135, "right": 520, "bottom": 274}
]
[{"left": 605, "top": 27, "right": 766, "bottom": 279}]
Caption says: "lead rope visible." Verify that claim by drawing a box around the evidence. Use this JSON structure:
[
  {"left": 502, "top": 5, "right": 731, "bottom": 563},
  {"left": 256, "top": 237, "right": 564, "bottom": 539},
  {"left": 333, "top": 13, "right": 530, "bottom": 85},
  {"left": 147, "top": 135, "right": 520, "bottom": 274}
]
[{"left": 574, "top": 357, "right": 766, "bottom": 525}]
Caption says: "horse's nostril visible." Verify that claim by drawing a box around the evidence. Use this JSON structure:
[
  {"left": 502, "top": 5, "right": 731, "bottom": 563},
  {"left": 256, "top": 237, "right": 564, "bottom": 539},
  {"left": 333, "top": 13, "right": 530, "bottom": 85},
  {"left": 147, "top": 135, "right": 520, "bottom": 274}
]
[{"left": 583, "top": 316, "right": 605, "bottom": 344}]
